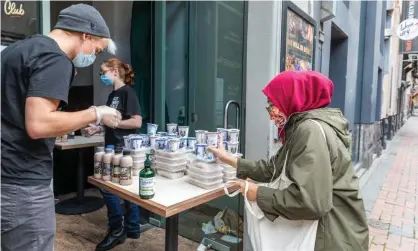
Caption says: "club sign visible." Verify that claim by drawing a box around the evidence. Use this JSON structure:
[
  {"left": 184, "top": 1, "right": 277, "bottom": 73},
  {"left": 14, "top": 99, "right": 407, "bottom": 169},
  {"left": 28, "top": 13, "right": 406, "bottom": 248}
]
[{"left": 3, "top": 0, "right": 24, "bottom": 18}]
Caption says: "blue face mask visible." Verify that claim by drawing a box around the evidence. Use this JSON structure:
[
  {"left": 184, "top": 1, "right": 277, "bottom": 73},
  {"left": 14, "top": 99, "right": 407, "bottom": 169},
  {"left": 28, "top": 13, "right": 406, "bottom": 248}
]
[
  {"left": 100, "top": 75, "right": 113, "bottom": 86},
  {"left": 72, "top": 51, "right": 96, "bottom": 68}
]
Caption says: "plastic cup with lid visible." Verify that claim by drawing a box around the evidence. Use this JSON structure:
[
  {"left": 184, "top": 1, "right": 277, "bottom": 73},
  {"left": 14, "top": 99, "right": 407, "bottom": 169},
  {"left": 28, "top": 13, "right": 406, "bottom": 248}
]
[
  {"left": 187, "top": 137, "right": 197, "bottom": 150},
  {"left": 227, "top": 129, "right": 240, "bottom": 143},
  {"left": 195, "top": 130, "right": 208, "bottom": 144},
  {"left": 178, "top": 126, "right": 189, "bottom": 138},
  {"left": 147, "top": 123, "right": 158, "bottom": 136},
  {"left": 166, "top": 123, "right": 178, "bottom": 134},
  {"left": 195, "top": 144, "right": 207, "bottom": 160},
  {"left": 168, "top": 138, "right": 180, "bottom": 152}
]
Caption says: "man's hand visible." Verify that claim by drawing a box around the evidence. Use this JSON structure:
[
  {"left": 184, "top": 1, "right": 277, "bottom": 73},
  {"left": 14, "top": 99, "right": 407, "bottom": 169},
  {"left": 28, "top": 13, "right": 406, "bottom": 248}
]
[
  {"left": 83, "top": 124, "right": 101, "bottom": 137},
  {"left": 94, "top": 106, "right": 122, "bottom": 128}
]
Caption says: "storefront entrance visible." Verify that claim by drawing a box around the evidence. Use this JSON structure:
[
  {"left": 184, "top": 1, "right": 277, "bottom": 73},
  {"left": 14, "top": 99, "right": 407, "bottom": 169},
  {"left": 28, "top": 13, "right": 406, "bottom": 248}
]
[
  {"left": 49, "top": 0, "right": 246, "bottom": 248},
  {"left": 132, "top": 1, "right": 247, "bottom": 248}
]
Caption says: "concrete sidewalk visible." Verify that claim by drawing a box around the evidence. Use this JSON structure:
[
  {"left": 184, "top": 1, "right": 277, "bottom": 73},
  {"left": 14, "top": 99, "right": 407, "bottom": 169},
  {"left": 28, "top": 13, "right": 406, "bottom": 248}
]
[{"left": 362, "top": 116, "right": 418, "bottom": 251}]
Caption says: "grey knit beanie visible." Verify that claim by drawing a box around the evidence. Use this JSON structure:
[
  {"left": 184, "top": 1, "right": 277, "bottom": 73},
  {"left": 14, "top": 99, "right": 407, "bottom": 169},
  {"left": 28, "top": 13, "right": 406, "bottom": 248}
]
[{"left": 54, "top": 3, "right": 110, "bottom": 38}]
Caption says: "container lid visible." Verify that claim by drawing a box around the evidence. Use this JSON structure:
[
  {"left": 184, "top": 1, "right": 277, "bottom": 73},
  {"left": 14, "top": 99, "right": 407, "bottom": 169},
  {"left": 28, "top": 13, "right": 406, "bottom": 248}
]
[
  {"left": 105, "top": 148, "right": 113, "bottom": 153},
  {"left": 115, "top": 147, "right": 123, "bottom": 154},
  {"left": 96, "top": 146, "right": 105, "bottom": 152},
  {"left": 123, "top": 150, "right": 131, "bottom": 156},
  {"left": 106, "top": 145, "right": 115, "bottom": 149}
]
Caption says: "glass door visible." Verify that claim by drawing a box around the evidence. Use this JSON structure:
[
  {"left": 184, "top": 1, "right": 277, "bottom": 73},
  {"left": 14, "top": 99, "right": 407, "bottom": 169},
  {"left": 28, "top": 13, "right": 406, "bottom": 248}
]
[
  {"left": 180, "top": 2, "right": 246, "bottom": 249},
  {"left": 151, "top": 1, "right": 246, "bottom": 248}
]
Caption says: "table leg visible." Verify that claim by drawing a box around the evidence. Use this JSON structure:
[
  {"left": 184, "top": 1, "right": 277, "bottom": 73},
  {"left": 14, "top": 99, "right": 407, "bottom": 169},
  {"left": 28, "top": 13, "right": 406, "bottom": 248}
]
[
  {"left": 165, "top": 214, "right": 179, "bottom": 251},
  {"left": 77, "top": 148, "right": 85, "bottom": 201},
  {"left": 55, "top": 148, "right": 104, "bottom": 215}
]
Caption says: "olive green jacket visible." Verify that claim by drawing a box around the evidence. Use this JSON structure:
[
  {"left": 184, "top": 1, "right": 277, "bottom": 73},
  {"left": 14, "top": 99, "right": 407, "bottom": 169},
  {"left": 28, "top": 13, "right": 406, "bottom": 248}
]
[{"left": 238, "top": 108, "right": 369, "bottom": 251}]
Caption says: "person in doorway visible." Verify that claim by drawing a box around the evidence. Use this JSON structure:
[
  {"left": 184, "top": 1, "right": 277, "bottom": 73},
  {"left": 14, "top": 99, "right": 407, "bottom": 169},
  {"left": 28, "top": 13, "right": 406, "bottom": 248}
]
[
  {"left": 85, "top": 58, "right": 142, "bottom": 251},
  {"left": 1, "top": 4, "right": 120, "bottom": 251},
  {"left": 208, "top": 71, "right": 369, "bottom": 251}
]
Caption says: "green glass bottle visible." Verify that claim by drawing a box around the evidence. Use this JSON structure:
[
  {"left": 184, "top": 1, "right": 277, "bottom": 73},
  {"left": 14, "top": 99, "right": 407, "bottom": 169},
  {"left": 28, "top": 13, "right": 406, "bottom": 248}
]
[{"left": 139, "top": 153, "right": 155, "bottom": 199}]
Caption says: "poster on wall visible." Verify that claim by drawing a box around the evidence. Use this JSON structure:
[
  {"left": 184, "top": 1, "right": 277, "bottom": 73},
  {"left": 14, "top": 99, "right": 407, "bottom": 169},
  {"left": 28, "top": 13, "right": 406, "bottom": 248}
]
[
  {"left": 285, "top": 10, "right": 314, "bottom": 71},
  {"left": 281, "top": 2, "right": 316, "bottom": 72}
]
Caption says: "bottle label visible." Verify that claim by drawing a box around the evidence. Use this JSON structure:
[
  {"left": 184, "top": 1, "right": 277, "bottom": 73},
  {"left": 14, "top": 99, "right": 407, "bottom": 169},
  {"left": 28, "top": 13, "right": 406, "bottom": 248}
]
[
  {"left": 120, "top": 167, "right": 132, "bottom": 180},
  {"left": 140, "top": 177, "right": 155, "bottom": 196},
  {"left": 102, "top": 163, "right": 111, "bottom": 176},
  {"left": 94, "top": 161, "right": 102, "bottom": 175},
  {"left": 112, "top": 164, "right": 120, "bottom": 178}
]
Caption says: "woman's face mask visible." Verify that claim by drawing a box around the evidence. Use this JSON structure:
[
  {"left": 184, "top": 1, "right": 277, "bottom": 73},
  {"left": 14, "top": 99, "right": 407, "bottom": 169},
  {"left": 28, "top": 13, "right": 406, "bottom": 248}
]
[
  {"left": 266, "top": 101, "right": 287, "bottom": 129},
  {"left": 99, "top": 68, "right": 114, "bottom": 86}
]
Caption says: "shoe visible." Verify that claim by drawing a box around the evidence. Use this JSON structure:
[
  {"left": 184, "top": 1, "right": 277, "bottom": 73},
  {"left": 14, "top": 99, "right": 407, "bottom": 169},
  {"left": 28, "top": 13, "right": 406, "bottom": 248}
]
[
  {"left": 127, "top": 231, "right": 140, "bottom": 239},
  {"left": 96, "top": 227, "right": 127, "bottom": 251}
]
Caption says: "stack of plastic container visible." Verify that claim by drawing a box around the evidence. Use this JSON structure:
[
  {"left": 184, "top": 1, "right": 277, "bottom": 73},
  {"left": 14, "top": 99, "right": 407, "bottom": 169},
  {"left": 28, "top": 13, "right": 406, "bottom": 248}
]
[
  {"left": 221, "top": 164, "right": 237, "bottom": 183},
  {"left": 131, "top": 149, "right": 148, "bottom": 176},
  {"left": 187, "top": 161, "right": 224, "bottom": 190},
  {"left": 154, "top": 150, "right": 188, "bottom": 179}
]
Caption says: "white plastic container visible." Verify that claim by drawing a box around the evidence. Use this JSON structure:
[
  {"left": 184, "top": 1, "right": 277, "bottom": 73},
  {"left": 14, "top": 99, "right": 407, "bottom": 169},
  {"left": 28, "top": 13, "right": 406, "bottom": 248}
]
[
  {"left": 194, "top": 162, "right": 223, "bottom": 172},
  {"left": 132, "top": 155, "right": 146, "bottom": 162},
  {"left": 155, "top": 149, "right": 189, "bottom": 158},
  {"left": 223, "top": 172, "right": 237, "bottom": 179},
  {"left": 155, "top": 155, "right": 187, "bottom": 165},
  {"left": 132, "top": 167, "right": 143, "bottom": 176},
  {"left": 158, "top": 169, "right": 185, "bottom": 179},
  {"left": 188, "top": 164, "right": 223, "bottom": 176},
  {"left": 222, "top": 165, "right": 237, "bottom": 177},
  {"left": 223, "top": 176, "right": 237, "bottom": 183},
  {"left": 155, "top": 161, "right": 187, "bottom": 172},
  {"left": 188, "top": 169, "right": 223, "bottom": 183},
  {"left": 188, "top": 177, "right": 223, "bottom": 190},
  {"left": 131, "top": 149, "right": 148, "bottom": 157},
  {"left": 133, "top": 161, "right": 144, "bottom": 169}
]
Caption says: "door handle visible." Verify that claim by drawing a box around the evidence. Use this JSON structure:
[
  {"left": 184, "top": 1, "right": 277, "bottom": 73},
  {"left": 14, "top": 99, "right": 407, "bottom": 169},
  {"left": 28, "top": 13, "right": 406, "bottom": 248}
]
[
  {"left": 224, "top": 100, "right": 240, "bottom": 129},
  {"left": 191, "top": 112, "right": 198, "bottom": 123}
]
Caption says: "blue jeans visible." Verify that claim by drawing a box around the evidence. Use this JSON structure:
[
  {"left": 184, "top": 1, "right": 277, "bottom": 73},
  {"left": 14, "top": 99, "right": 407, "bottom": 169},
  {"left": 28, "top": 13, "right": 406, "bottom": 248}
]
[{"left": 101, "top": 189, "right": 140, "bottom": 234}]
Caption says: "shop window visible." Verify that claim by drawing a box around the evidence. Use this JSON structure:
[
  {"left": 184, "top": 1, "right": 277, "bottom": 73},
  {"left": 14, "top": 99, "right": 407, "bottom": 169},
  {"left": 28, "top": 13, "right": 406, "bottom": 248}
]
[
  {"left": 386, "top": 11, "right": 393, "bottom": 29},
  {"left": 383, "top": 38, "right": 390, "bottom": 73},
  {"left": 1, "top": 1, "right": 40, "bottom": 46}
]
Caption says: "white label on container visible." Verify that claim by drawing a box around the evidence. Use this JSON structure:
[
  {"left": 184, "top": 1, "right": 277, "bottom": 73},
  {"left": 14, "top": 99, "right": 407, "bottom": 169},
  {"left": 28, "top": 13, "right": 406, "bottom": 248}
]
[
  {"left": 140, "top": 177, "right": 155, "bottom": 196},
  {"left": 102, "top": 163, "right": 112, "bottom": 175},
  {"left": 94, "top": 161, "right": 102, "bottom": 175},
  {"left": 112, "top": 165, "right": 120, "bottom": 178},
  {"left": 120, "top": 167, "right": 132, "bottom": 180}
]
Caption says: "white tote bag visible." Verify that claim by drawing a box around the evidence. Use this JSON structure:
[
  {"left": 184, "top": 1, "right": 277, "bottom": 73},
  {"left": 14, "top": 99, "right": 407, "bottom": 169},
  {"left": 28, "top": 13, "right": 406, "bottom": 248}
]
[{"left": 225, "top": 120, "right": 326, "bottom": 251}]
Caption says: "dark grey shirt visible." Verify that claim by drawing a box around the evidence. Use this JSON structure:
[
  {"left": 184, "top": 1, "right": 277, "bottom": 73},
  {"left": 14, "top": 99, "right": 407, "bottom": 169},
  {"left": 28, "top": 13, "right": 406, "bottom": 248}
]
[{"left": 1, "top": 35, "right": 74, "bottom": 186}]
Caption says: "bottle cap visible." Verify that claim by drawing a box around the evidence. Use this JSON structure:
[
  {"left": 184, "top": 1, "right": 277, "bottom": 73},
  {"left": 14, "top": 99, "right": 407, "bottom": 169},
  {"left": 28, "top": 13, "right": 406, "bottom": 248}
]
[
  {"left": 115, "top": 147, "right": 123, "bottom": 154},
  {"left": 96, "top": 146, "right": 105, "bottom": 153},
  {"left": 144, "top": 153, "right": 152, "bottom": 167},
  {"left": 105, "top": 148, "right": 113, "bottom": 153},
  {"left": 123, "top": 150, "right": 131, "bottom": 156},
  {"left": 106, "top": 145, "right": 115, "bottom": 150}
]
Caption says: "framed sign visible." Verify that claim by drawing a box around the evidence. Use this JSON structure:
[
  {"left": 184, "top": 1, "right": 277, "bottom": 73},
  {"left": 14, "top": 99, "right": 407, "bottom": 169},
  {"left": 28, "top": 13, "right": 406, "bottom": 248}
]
[{"left": 280, "top": 2, "right": 317, "bottom": 72}]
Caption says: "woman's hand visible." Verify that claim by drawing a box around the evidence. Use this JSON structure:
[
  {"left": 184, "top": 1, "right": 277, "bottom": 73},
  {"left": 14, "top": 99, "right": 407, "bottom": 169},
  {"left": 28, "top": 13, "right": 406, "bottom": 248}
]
[
  {"left": 207, "top": 134, "right": 238, "bottom": 167},
  {"left": 236, "top": 179, "right": 259, "bottom": 201}
]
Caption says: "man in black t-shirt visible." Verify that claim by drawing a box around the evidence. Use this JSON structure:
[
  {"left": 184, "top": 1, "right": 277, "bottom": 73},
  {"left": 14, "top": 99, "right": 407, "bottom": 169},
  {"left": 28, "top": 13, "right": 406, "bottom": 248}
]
[{"left": 1, "top": 4, "right": 121, "bottom": 251}]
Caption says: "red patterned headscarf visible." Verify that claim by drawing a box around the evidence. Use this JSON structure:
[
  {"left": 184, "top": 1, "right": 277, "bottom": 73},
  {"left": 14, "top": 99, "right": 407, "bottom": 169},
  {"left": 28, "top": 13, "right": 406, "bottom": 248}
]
[{"left": 262, "top": 71, "right": 334, "bottom": 141}]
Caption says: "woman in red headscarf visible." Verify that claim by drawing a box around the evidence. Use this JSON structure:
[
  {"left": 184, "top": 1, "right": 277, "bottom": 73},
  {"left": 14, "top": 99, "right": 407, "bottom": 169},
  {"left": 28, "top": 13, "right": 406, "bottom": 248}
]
[{"left": 208, "top": 71, "right": 369, "bottom": 251}]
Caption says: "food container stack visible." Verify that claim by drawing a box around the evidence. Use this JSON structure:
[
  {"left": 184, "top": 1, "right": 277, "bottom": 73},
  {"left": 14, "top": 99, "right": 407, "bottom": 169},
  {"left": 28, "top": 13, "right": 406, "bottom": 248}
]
[
  {"left": 221, "top": 164, "right": 237, "bottom": 183},
  {"left": 187, "top": 161, "right": 224, "bottom": 190},
  {"left": 131, "top": 149, "right": 148, "bottom": 176},
  {"left": 154, "top": 150, "right": 188, "bottom": 179}
]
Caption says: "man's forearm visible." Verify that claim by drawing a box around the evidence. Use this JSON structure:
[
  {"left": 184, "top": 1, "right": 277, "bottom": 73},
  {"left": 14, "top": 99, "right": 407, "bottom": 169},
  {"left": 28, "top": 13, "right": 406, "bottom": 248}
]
[
  {"left": 28, "top": 108, "right": 97, "bottom": 139},
  {"left": 117, "top": 118, "right": 141, "bottom": 129}
]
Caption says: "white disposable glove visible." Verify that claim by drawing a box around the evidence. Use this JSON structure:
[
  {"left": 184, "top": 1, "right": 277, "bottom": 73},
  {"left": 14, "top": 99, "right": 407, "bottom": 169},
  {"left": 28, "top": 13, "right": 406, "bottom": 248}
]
[{"left": 91, "top": 106, "right": 122, "bottom": 128}]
